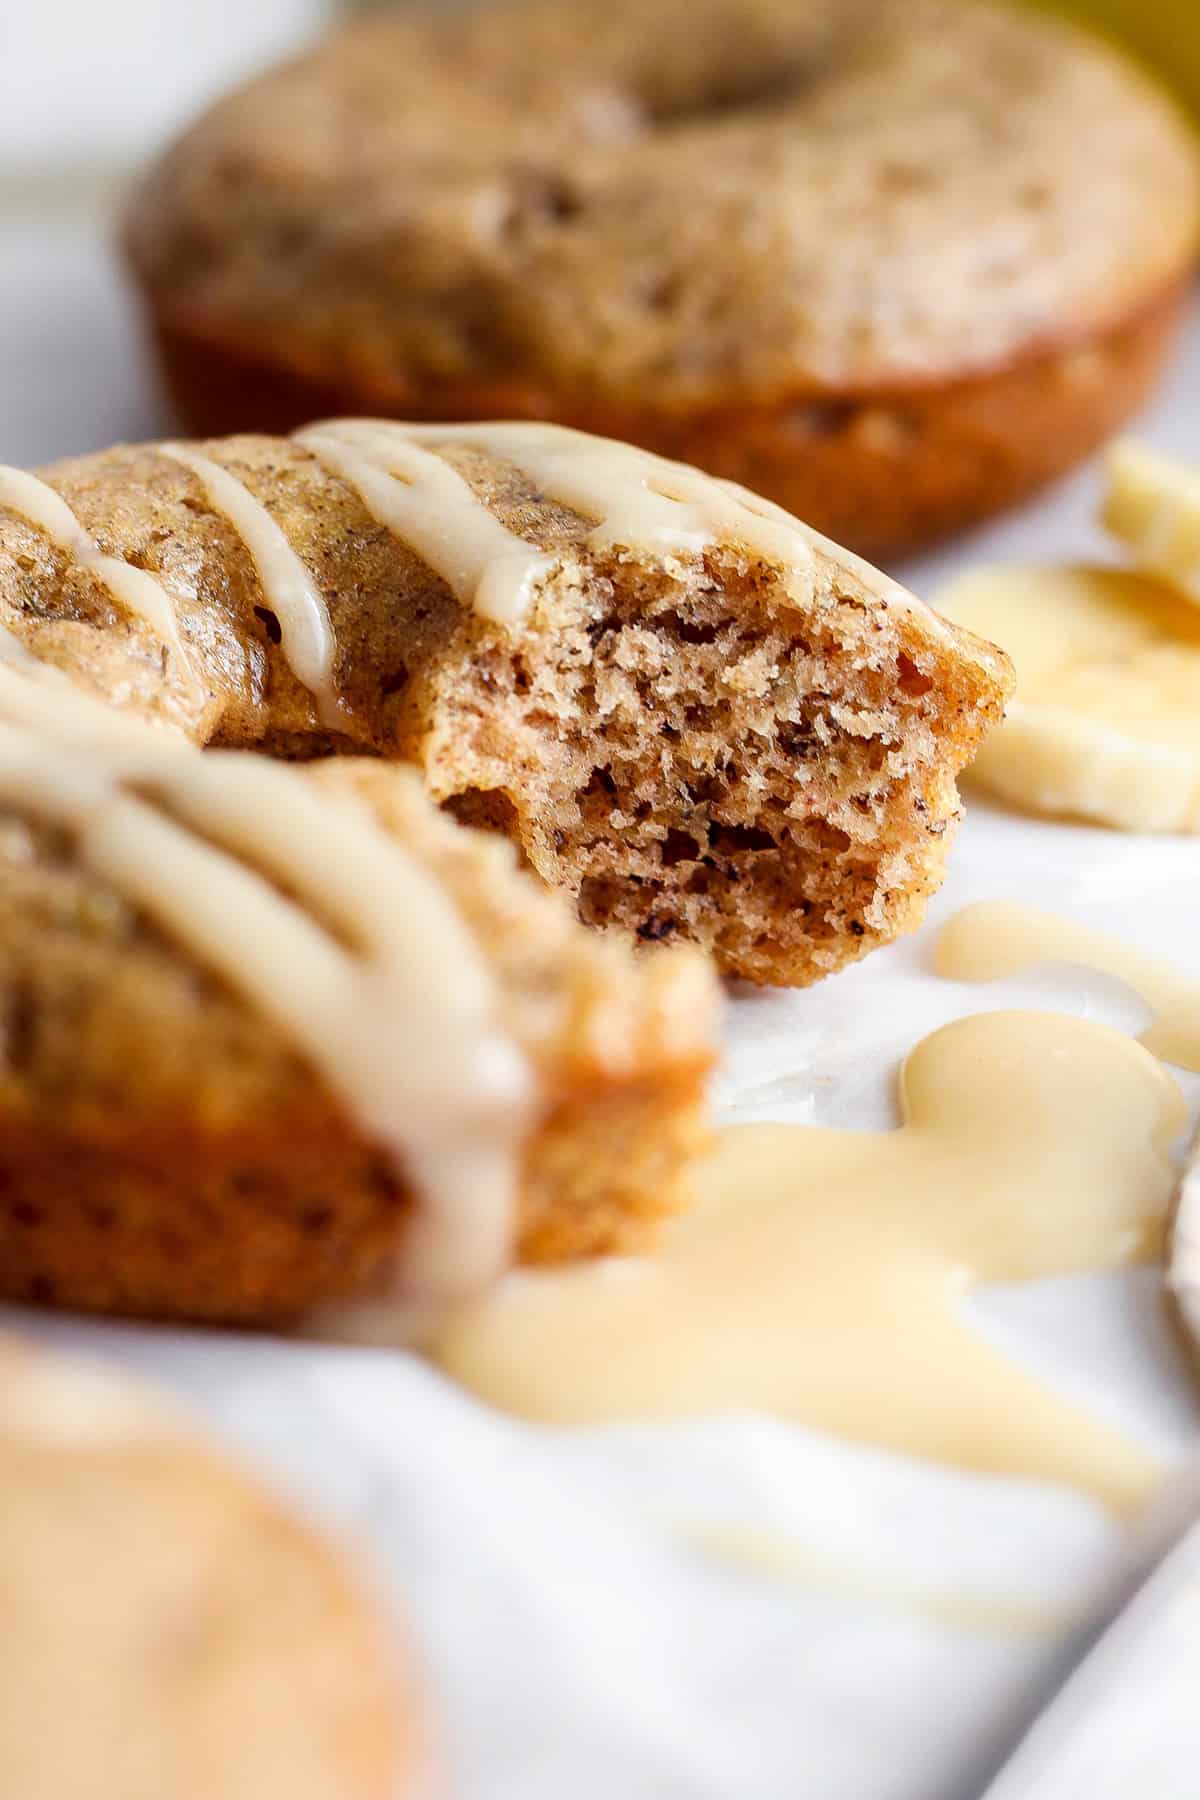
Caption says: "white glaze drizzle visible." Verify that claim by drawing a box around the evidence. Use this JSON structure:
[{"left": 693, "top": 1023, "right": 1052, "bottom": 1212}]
[
  {"left": 0, "top": 655, "right": 183, "bottom": 750},
  {"left": 315, "top": 419, "right": 811, "bottom": 568},
  {"left": 296, "top": 429, "right": 556, "bottom": 626},
  {"left": 158, "top": 444, "right": 343, "bottom": 729},
  {"left": 303, "top": 419, "right": 951, "bottom": 641},
  {"left": 0, "top": 467, "right": 198, "bottom": 683},
  {"left": 429, "top": 422, "right": 818, "bottom": 566},
  {"left": 0, "top": 710, "right": 532, "bottom": 1300}
]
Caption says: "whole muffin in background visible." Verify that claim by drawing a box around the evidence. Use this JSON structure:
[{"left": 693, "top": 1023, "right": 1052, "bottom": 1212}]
[{"left": 123, "top": 0, "right": 1200, "bottom": 559}]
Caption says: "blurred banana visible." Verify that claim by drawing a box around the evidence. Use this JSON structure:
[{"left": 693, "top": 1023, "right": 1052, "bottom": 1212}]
[
  {"left": 937, "top": 561, "right": 1200, "bottom": 831},
  {"left": 1103, "top": 440, "right": 1200, "bottom": 604},
  {"left": 1027, "top": 0, "right": 1200, "bottom": 120}
]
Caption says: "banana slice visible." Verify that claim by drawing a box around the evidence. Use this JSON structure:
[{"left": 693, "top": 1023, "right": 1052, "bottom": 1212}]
[
  {"left": 1103, "top": 440, "right": 1200, "bottom": 605},
  {"left": 936, "top": 563, "right": 1200, "bottom": 831},
  {"left": 1108, "top": 441, "right": 1200, "bottom": 604},
  {"left": 1169, "top": 1139, "right": 1200, "bottom": 1365}
]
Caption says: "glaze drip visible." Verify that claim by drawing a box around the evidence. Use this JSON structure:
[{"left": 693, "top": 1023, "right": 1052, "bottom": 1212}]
[
  {"left": 158, "top": 444, "right": 343, "bottom": 728},
  {"left": 0, "top": 466, "right": 196, "bottom": 688}
]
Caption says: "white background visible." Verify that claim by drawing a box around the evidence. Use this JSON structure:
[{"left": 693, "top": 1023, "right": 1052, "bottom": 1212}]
[
  {"left": 0, "top": 0, "right": 333, "bottom": 172},
  {"left": 2, "top": 17, "right": 1200, "bottom": 1793}
]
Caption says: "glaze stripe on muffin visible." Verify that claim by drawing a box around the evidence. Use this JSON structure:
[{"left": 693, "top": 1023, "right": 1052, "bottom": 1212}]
[
  {"left": 298, "top": 427, "right": 557, "bottom": 624},
  {"left": 0, "top": 465, "right": 196, "bottom": 690},
  {"left": 159, "top": 442, "right": 343, "bottom": 726}
]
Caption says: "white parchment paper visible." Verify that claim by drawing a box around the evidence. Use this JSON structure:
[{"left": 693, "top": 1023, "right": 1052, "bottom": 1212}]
[{"left": 2, "top": 201, "right": 1199, "bottom": 1799}]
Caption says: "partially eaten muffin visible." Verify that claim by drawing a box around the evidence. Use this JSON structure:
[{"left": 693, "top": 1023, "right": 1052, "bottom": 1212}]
[{"left": 0, "top": 421, "right": 1012, "bottom": 986}]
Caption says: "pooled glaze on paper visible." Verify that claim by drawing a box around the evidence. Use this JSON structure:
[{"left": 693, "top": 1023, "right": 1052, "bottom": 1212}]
[
  {"left": 936, "top": 900, "right": 1200, "bottom": 1071},
  {"left": 435, "top": 1011, "right": 1184, "bottom": 1513}
]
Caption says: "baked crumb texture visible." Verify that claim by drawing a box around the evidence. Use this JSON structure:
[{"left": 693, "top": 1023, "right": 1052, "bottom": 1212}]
[
  {"left": 124, "top": 0, "right": 1200, "bottom": 555},
  {"left": 443, "top": 535, "right": 1010, "bottom": 987}
]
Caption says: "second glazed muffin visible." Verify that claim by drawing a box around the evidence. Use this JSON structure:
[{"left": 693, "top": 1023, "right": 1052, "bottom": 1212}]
[{"left": 124, "top": 0, "right": 1200, "bottom": 558}]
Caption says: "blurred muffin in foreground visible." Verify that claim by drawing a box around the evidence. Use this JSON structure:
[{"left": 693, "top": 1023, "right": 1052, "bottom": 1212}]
[{"left": 0, "top": 1337, "right": 411, "bottom": 1800}]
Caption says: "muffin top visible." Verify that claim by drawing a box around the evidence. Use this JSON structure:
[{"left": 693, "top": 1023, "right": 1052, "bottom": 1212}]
[
  {"left": 0, "top": 427, "right": 1000, "bottom": 748},
  {"left": 126, "top": 0, "right": 1199, "bottom": 410}
]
